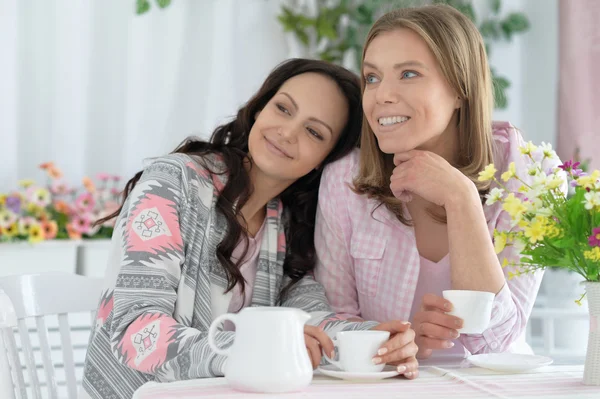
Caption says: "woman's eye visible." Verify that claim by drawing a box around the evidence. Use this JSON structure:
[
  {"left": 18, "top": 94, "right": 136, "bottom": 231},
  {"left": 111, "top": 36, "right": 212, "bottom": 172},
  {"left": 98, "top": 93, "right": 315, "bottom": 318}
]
[
  {"left": 401, "top": 71, "right": 418, "bottom": 79},
  {"left": 364, "top": 74, "right": 380, "bottom": 84},
  {"left": 276, "top": 104, "right": 290, "bottom": 114},
  {"left": 307, "top": 128, "right": 323, "bottom": 140}
]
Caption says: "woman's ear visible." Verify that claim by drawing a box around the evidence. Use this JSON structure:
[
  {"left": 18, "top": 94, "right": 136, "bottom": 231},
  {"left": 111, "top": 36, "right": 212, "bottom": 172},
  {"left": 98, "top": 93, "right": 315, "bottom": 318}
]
[{"left": 454, "top": 96, "right": 462, "bottom": 110}]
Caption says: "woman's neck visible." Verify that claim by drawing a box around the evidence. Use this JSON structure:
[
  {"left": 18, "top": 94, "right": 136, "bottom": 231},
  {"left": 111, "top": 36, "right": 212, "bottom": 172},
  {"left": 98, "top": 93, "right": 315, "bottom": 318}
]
[{"left": 239, "top": 159, "right": 291, "bottom": 235}]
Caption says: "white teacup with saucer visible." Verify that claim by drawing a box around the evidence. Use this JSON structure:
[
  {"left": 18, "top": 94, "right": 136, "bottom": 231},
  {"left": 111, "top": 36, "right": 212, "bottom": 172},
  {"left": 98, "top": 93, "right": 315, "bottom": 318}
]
[{"left": 317, "top": 331, "right": 400, "bottom": 381}]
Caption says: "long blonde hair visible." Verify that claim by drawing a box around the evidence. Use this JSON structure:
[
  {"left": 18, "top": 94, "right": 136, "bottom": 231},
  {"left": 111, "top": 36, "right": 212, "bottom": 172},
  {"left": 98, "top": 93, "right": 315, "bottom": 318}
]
[{"left": 354, "top": 4, "right": 494, "bottom": 224}]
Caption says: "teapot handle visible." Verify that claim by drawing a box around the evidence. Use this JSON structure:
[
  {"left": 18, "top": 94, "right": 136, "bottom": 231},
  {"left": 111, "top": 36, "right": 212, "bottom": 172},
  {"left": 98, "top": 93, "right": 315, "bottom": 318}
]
[{"left": 208, "top": 313, "right": 237, "bottom": 356}]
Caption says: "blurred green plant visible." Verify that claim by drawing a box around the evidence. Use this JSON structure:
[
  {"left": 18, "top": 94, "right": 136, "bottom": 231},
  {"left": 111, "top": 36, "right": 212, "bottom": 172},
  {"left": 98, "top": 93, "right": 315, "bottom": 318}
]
[
  {"left": 277, "top": 0, "right": 530, "bottom": 109},
  {"left": 135, "top": 0, "right": 171, "bottom": 15}
]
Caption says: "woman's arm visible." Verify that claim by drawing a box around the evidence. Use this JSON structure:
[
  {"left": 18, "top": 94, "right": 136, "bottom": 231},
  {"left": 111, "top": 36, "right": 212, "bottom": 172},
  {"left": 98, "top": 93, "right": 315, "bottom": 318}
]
[{"left": 107, "top": 159, "right": 232, "bottom": 380}]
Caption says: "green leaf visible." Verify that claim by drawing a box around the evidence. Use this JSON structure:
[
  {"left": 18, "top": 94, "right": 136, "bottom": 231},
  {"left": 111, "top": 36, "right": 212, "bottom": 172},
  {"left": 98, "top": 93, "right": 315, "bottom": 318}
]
[
  {"left": 501, "top": 13, "right": 530, "bottom": 40},
  {"left": 316, "top": 15, "right": 338, "bottom": 40},
  {"left": 491, "top": 0, "right": 501, "bottom": 14},
  {"left": 296, "top": 30, "right": 310, "bottom": 46},
  {"left": 456, "top": 4, "right": 476, "bottom": 23},
  {"left": 479, "top": 20, "right": 500, "bottom": 40},
  {"left": 492, "top": 74, "right": 509, "bottom": 109},
  {"left": 136, "top": 0, "right": 151, "bottom": 15},
  {"left": 155, "top": 0, "right": 171, "bottom": 8},
  {"left": 356, "top": 4, "right": 374, "bottom": 25}
]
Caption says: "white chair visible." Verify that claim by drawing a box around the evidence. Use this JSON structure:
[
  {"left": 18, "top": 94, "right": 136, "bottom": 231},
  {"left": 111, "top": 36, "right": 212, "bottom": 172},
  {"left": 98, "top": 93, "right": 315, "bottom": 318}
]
[{"left": 0, "top": 273, "right": 104, "bottom": 399}]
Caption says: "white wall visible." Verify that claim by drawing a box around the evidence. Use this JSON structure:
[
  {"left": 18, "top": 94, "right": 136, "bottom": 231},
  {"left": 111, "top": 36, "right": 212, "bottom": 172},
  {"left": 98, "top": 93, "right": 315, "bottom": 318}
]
[
  {"left": 0, "top": 0, "right": 560, "bottom": 190},
  {"left": 490, "top": 0, "right": 559, "bottom": 146}
]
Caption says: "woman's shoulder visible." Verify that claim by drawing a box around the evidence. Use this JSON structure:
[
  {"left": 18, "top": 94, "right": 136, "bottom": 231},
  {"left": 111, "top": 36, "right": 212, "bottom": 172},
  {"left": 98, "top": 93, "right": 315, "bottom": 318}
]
[
  {"left": 491, "top": 121, "right": 530, "bottom": 173},
  {"left": 321, "top": 148, "right": 360, "bottom": 190},
  {"left": 141, "top": 152, "right": 228, "bottom": 198},
  {"left": 491, "top": 120, "right": 564, "bottom": 188}
]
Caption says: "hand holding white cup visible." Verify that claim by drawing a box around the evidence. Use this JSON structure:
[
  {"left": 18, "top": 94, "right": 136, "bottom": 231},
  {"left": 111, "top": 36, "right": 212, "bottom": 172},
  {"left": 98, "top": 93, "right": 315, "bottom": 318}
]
[
  {"left": 322, "top": 331, "right": 390, "bottom": 373},
  {"left": 442, "top": 290, "right": 495, "bottom": 334}
]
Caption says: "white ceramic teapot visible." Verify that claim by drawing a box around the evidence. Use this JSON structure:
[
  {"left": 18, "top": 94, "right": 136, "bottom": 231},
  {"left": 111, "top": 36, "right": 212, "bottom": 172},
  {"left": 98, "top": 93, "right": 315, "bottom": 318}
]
[{"left": 208, "top": 306, "right": 313, "bottom": 393}]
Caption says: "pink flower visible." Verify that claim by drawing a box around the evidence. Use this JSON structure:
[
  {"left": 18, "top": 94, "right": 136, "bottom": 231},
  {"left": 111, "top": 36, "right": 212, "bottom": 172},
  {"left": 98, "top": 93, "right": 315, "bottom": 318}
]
[
  {"left": 112, "top": 175, "right": 121, "bottom": 182},
  {"left": 96, "top": 173, "right": 110, "bottom": 182},
  {"left": 75, "top": 193, "right": 95, "bottom": 213},
  {"left": 50, "top": 180, "right": 70, "bottom": 196},
  {"left": 110, "top": 188, "right": 121, "bottom": 196},
  {"left": 589, "top": 227, "right": 600, "bottom": 247},
  {"left": 71, "top": 215, "right": 92, "bottom": 234}
]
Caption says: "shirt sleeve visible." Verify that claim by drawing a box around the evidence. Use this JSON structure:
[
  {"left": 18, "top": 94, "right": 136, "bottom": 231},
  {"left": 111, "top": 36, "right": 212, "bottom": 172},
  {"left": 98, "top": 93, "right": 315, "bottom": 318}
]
[
  {"left": 313, "top": 160, "right": 362, "bottom": 318},
  {"left": 107, "top": 159, "right": 232, "bottom": 380}
]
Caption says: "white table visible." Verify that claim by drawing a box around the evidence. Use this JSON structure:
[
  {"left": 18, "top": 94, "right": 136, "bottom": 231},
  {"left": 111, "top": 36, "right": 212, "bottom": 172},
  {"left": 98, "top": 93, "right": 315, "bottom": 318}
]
[{"left": 133, "top": 356, "right": 599, "bottom": 399}]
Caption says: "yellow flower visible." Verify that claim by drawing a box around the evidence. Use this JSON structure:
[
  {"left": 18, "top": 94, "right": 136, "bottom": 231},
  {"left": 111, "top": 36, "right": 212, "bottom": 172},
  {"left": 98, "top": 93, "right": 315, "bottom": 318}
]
[
  {"left": 18, "top": 179, "right": 35, "bottom": 188},
  {"left": 28, "top": 223, "right": 45, "bottom": 243},
  {"left": 31, "top": 188, "right": 51, "bottom": 208},
  {"left": 0, "top": 210, "right": 17, "bottom": 228},
  {"left": 478, "top": 164, "right": 497, "bottom": 182},
  {"left": 18, "top": 217, "right": 35, "bottom": 236},
  {"left": 494, "top": 231, "right": 507, "bottom": 254},
  {"left": 583, "top": 247, "right": 600, "bottom": 262},
  {"left": 584, "top": 192, "right": 600, "bottom": 210},
  {"left": 0, "top": 194, "right": 6, "bottom": 206},
  {"left": 1, "top": 222, "right": 19, "bottom": 237},
  {"left": 26, "top": 203, "right": 46, "bottom": 217},
  {"left": 502, "top": 193, "right": 527, "bottom": 221},
  {"left": 523, "top": 217, "right": 547, "bottom": 244},
  {"left": 546, "top": 176, "right": 564, "bottom": 190},
  {"left": 578, "top": 170, "right": 600, "bottom": 190},
  {"left": 501, "top": 162, "right": 517, "bottom": 182},
  {"left": 519, "top": 141, "right": 537, "bottom": 156}
]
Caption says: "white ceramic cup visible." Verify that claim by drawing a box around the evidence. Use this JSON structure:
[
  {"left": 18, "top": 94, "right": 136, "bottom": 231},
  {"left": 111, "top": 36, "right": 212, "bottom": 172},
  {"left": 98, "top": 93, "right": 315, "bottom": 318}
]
[
  {"left": 322, "top": 330, "right": 390, "bottom": 373},
  {"left": 442, "top": 290, "right": 495, "bottom": 334}
]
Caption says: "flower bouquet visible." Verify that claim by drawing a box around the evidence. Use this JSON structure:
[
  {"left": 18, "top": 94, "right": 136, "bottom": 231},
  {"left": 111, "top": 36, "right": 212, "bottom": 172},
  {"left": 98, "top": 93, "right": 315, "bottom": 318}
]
[
  {"left": 478, "top": 141, "right": 600, "bottom": 385},
  {"left": 0, "top": 162, "right": 122, "bottom": 243}
]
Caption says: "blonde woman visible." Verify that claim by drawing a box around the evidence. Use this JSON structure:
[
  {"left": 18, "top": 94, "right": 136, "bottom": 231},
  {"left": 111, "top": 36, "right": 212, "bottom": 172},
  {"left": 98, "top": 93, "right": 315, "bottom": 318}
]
[{"left": 314, "top": 4, "right": 564, "bottom": 371}]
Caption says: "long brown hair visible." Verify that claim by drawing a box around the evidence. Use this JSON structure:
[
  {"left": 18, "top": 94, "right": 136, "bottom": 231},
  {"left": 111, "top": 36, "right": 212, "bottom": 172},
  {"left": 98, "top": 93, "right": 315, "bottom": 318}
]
[
  {"left": 354, "top": 4, "right": 495, "bottom": 224},
  {"left": 98, "top": 58, "right": 363, "bottom": 301}
]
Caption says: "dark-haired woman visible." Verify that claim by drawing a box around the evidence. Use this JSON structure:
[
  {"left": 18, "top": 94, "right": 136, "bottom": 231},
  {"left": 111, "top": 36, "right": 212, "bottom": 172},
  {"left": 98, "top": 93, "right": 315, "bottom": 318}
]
[{"left": 81, "top": 59, "right": 418, "bottom": 399}]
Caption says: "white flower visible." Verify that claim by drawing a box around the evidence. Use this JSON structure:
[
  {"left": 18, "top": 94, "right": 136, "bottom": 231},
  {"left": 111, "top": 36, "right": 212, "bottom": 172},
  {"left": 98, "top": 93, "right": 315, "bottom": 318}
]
[
  {"left": 532, "top": 172, "right": 549, "bottom": 189},
  {"left": 584, "top": 191, "right": 600, "bottom": 210},
  {"left": 527, "top": 163, "right": 541, "bottom": 176},
  {"left": 539, "top": 142, "right": 558, "bottom": 160},
  {"left": 485, "top": 187, "right": 505, "bottom": 205}
]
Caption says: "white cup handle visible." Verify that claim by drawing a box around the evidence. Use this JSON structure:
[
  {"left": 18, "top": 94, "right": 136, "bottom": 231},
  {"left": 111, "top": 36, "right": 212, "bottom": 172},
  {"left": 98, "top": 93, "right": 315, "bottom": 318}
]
[
  {"left": 208, "top": 313, "right": 237, "bottom": 356},
  {"left": 322, "top": 337, "right": 342, "bottom": 369}
]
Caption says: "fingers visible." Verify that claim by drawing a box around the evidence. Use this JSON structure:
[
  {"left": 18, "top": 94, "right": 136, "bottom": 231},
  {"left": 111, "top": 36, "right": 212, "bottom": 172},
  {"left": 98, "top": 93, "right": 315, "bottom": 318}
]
[
  {"left": 304, "top": 325, "right": 334, "bottom": 359},
  {"left": 419, "top": 321, "right": 460, "bottom": 340},
  {"left": 393, "top": 151, "right": 419, "bottom": 166},
  {"left": 304, "top": 335, "right": 322, "bottom": 369},
  {"left": 395, "top": 356, "right": 419, "bottom": 379},
  {"left": 416, "top": 334, "right": 455, "bottom": 350},
  {"left": 372, "top": 320, "right": 412, "bottom": 334},
  {"left": 376, "top": 327, "right": 415, "bottom": 357},
  {"left": 422, "top": 293, "right": 454, "bottom": 313}
]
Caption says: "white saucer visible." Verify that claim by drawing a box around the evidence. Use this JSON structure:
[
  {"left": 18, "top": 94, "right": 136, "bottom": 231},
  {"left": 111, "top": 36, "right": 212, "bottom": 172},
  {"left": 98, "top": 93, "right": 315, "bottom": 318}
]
[
  {"left": 317, "top": 365, "right": 400, "bottom": 381},
  {"left": 467, "top": 353, "right": 553, "bottom": 372}
]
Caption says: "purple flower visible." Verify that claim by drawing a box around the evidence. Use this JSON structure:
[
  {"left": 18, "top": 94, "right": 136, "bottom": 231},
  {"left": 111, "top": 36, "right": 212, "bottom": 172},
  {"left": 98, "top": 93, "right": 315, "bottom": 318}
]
[
  {"left": 5, "top": 196, "right": 21, "bottom": 214},
  {"left": 589, "top": 227, "right": 600, "bottom": 247},
  {"left": 570, "top": 180, "right": 579, "bottom": 187},
  {"left": 559, "top": 160, "right": 579, "bottom": 171},
  {"left": 571, "top": 167, "right": 584, "bottom": 178}
]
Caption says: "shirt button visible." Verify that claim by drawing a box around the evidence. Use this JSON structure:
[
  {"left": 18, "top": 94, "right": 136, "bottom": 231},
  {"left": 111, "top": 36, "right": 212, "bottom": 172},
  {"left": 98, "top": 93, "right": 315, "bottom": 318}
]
[{"left": 490, "top": 342, "right": 499, "bottom": 350}]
